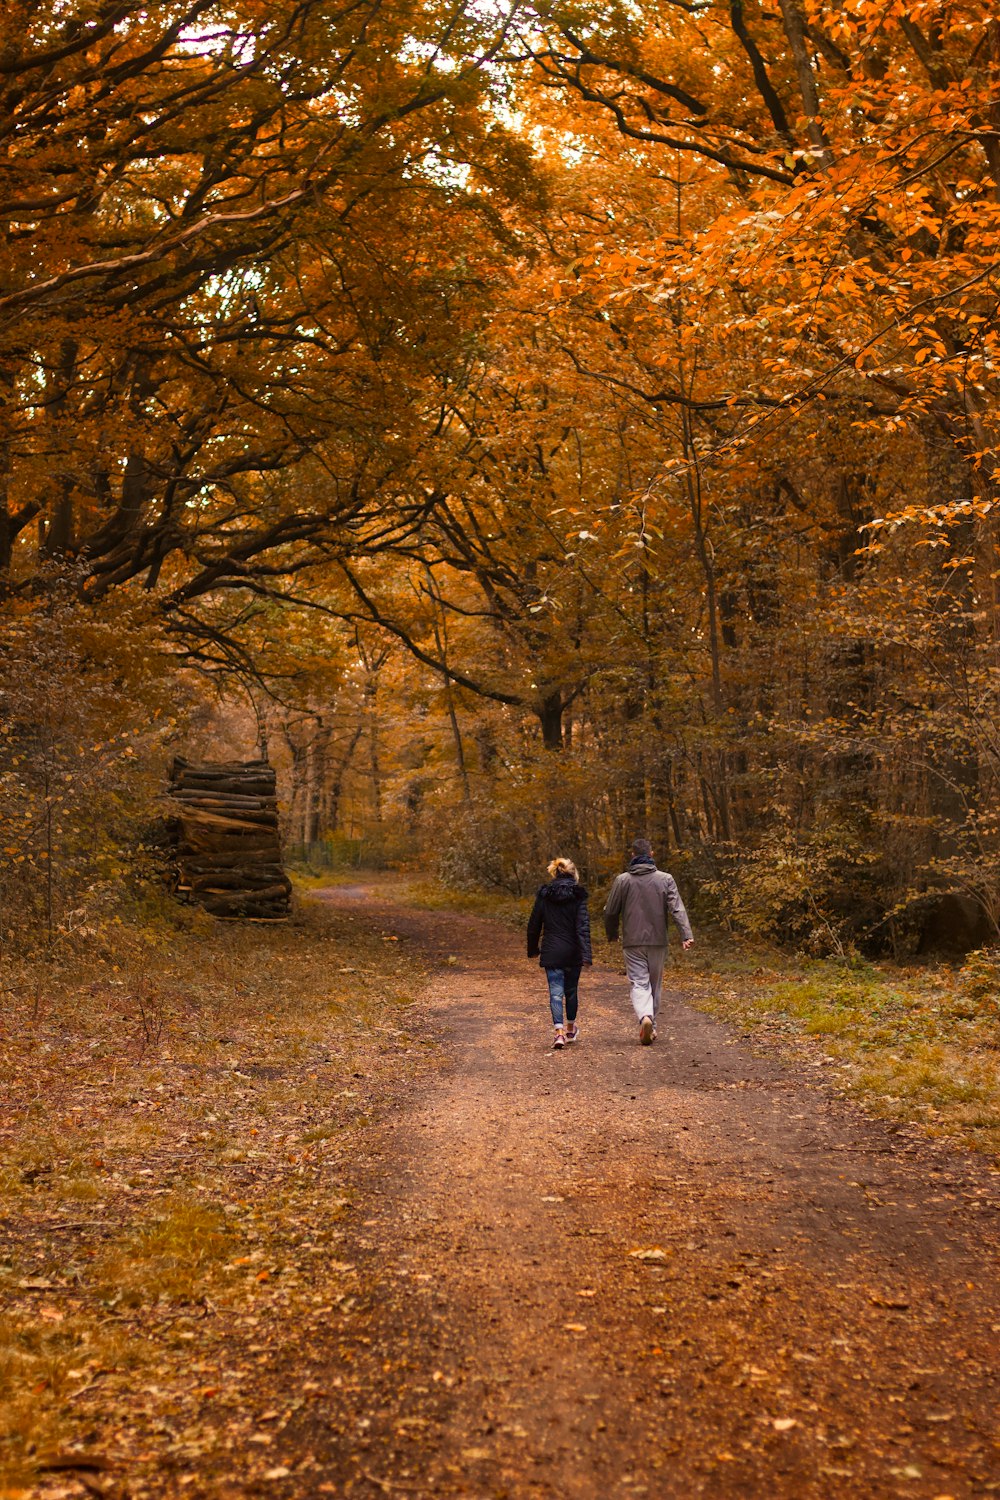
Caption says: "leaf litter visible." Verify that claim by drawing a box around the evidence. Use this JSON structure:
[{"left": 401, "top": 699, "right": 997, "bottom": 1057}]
[{"left": 0, "top": 894, "right": 428, "bottom": 1496}]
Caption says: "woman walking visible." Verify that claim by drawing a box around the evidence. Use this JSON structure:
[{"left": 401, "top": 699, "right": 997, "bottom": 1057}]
[{"left": 526, "top": 857, "right": 593, "bottom": 1049}]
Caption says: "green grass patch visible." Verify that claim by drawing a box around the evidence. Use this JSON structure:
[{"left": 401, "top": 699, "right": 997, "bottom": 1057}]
[
  {"left": 690, "top": 957, "right": 1000, "bottom": 1155},
  {"left": 93, "top": 1195, "right": 234, "bottom": 1310},
  {"left": 395, "top": 875, "right": 532, "bottom": 928}
]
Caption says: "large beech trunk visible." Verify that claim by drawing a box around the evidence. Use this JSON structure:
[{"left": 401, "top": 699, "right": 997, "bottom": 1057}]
[{"left": 164, "top": 756, "right": 290, "bottom": 920}]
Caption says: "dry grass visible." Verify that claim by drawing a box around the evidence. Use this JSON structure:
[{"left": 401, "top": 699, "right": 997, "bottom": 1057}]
[
  {"left": 688, "top": 952, "right": 1000, "bottom": 1155},
  {"left": 0, "top": 1314, "right": 135, "bottom": 1477},
  {"left": 0, "top": 889, "right": 429, "bottom": 1495},
  {"left": 92, "top": 1196, "right": 234, "bottom": 1309}
]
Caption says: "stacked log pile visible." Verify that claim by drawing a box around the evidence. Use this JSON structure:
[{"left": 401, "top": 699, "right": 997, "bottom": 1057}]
[{"left": 164, "top": 757, "right": 291, "bottom": 919}]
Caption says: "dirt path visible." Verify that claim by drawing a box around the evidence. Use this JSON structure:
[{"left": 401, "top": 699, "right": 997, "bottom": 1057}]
[{"left": 292, "top": 887, "right": 1000, "bottom": 1500}]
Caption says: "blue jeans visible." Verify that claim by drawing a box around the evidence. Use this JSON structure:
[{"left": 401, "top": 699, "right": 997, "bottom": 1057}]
[{"left": 545, "top": 967, "right": 581, "bottom": 1027}]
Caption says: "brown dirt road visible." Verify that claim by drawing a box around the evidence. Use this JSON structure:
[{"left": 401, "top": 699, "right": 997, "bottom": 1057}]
[{"left": 292, "top": 888, "right": 1000, "bottom": 1500}]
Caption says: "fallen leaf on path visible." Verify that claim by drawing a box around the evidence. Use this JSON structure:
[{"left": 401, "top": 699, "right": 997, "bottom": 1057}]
[
  {"left": 772, "top": 1418, "right": 798, "bottom": 1432},
  {"left": 263, "top": 1468, "right": 292, "bottom": 1481},
  {"left": 629, "top": 1248, "right": 668, "bottom": 1262},
  {"left": 461, "top": 1448, "right": 490, "bottom": 1461},
  {"left": 563, "top": 1322, "right": 587, "bottom": 1333}
]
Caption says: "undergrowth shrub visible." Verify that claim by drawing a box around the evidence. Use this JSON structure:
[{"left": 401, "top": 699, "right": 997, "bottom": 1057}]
[
  {"left": 433, "top": 790, "right": 536, "bottom": 893},
  {"left": 957, "top": 948, "right": 1000, "bottom": 1021},
  {"left": 0, "top": 577, "right": 190, "bottom": 952},
  {"left": 287, "top": 832, "right": 368, "bottom": 872},
  {"left": 703, "top": 818, "right": 884, "bottom": 956}
]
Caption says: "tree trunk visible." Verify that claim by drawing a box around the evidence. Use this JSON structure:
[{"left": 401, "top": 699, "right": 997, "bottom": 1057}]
[
  {"left": 444, "top": 683, "right": 471, "bottom": 802},
  {"left": 538, "top": 692, "right": 564, "bottom": 751},
  {"left": 367, "top": 679, "right": 383, "bottom": 826}
]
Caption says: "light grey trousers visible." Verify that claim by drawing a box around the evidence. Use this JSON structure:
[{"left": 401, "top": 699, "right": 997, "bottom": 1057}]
[{"left": 623, "top": 945, "right": 667, "bottom": 1022}]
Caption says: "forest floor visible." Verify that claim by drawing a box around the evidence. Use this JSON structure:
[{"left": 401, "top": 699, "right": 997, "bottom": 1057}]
[{"left": 3, "top": 882, "right": 1000, "bottom": 1499}]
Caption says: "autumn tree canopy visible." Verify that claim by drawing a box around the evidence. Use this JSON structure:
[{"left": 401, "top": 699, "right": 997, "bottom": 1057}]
[{"left": 3, "top": 0, "right": 1000, "bottom": 951}]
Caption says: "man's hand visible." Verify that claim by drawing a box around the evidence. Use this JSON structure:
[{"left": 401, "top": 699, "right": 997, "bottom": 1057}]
[{"left": 682, "top": 938, "right": 694, "bottom": 950}]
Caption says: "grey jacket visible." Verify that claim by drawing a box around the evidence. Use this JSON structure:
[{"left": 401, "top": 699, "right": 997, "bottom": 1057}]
[{"left": 603, "top": 861, "right": 693, "bottom": 947}]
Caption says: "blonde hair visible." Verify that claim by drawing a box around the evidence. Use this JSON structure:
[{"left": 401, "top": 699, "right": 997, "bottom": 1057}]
[{"left": 547, "top": 856, "right": 579, "bottom": 881}]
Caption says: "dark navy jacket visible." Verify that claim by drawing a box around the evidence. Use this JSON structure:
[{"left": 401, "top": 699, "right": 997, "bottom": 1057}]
[{"left": 526, "top": 875, "right": 593, "bottom": 969}]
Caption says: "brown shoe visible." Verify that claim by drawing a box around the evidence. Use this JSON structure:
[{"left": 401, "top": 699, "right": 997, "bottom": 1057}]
[{"left": 639, "top": 1017, "right": 654, "bottom": 1045}]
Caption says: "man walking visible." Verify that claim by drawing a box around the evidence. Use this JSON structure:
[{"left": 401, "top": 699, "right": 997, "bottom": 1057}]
[{"left": 603, "top": 838, "right": 693, "bottom": 1044}]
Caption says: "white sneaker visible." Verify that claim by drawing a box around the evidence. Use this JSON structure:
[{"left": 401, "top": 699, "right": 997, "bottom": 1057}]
[{"left": 639, "top": 1016, "right": 654, "bottom": 1046}]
